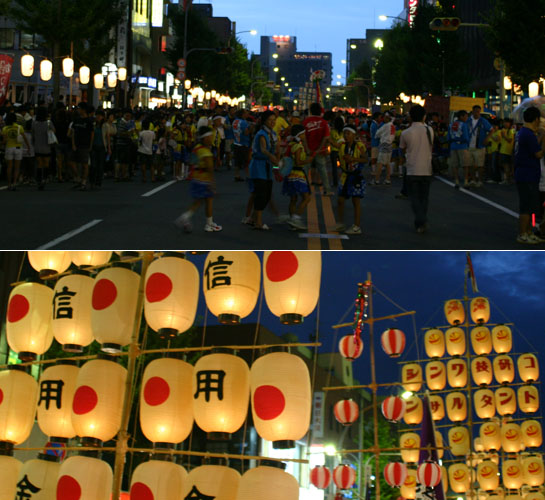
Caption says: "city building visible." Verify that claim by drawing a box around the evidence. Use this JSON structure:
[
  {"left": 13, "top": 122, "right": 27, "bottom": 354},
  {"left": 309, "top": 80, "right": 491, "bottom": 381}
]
[
  {"left": 192, "top": 3, "right": 234, "bottom": 44},
  {"left": 345, "top": 30, "right": 388, "bottom": 81}
]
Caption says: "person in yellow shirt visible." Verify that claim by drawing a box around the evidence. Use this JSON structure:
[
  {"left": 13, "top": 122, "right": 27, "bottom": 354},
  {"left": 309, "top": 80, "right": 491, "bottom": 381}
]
[
  {"left": 499, "top": 118, "right": 515, "bottom": 184},
  {"left": 170, "top": 124, "right": 184, "bottom": 180},
  {"left": 329, "top": 117, "right": 344, "bottom": 187},
  {"left": 273, "top": 109, "right": 290, "bottom": 141},
  {"left": 1, "top": 112, "right": 30, "bottom": 190},
  {"left": 485, "top": 123, "right": 501, "bottom": 182}
]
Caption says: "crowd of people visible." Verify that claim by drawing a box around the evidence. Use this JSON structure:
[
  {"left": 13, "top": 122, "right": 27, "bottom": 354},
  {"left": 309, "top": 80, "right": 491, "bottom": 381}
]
[{"left": 1, "top": 99, "right": 544, "bottom": 242}]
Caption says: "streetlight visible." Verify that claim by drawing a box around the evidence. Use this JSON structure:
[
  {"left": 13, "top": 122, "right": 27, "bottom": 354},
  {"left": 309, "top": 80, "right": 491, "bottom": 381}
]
[
  {"left": 235, "top": 30, "right": 258, "bottom": 36},
  {"left": 341, "top": 59, "right": 347, "bottom": 64},
  {"left": 379, "top": 14, "right": 407, "bottom": 23},
  {"left": 350, "top": 44, "right": 357, "bottom": 49},
  {"left": 374, "top": 39, "right": 384, "bottom": 50},
  {"left": 272, "top": 53, "right": 279, "bottom": 59},
  {"left": 273, "top": 67, "right": 279, "bottom": 72}
]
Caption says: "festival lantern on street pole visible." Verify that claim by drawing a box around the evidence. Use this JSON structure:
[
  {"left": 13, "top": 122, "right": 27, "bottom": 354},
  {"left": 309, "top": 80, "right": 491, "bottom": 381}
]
[
  {"left": 492, "top": 325, "right": 513, "bottom": 353},
  {"left": 62, "top": 57, "right": 74, "bottom": 77},
  {"left": 21, "top": 54, "right": 34, "bottom": 77},
  {"left": 236, "top": 463, "right": 299, "bottom": 500},
  {"left": 424, "top": 328, "right": 445, "bottom": 358},
  {"left": 40, "top": 59, "right": 53, "bottom": 81},
  {"left": 17, "top": 454, "right": 60, "bottom": 499},
  {"left": 94, "top": 73, "right": 104, "bottom": 89},
  {"left": 56, "top": 455, "right": 112, "bottom": 500},
  {"left": 186, "top": 464, "right": 241, "bottom": 500},
  {"left": 521, "top": 420, "right": 543, "bottom": 448},
  {"left": 118, "top": 67, "right": 127, "bottom": 81},
  {"left": 474, "top": 388, "right": 496, "bottom": 419},
  {"left": 472, "top": 357, "right": 493, "bottom": 386},
  {"left": 426, "top": 360, "right": 446, "bottom": 390},
  {"left": 496, "top": 387, "right": 517, "bottom": 415},
  {"left": 70, "top": 251, "right": 112, "bottom": 267},
  {"left": 381, "top": 328, "right": 406, "bottom": 357},
  {"left": 310, "top": 466, "right": 332, "bottom": 489},
  {"left": 449, "top": 463, "right": 471, "bottom": 493},
  {"left": 447, "top": 358, "right": 468, "bottom": 388},
  {"left": 333, "top": 465, "right": 356, "bottom": 490},
  {"left": 502, "top": 459, "right": 524, "bottom": 489},
  {"left": 518, "top": 354, "right": 539, "bottom": 383},
  {"left": 444, "top": 299, "right": 465, "bottom": 325},
  {"left": 263, "top": 251, "right": 321, "bottom": 324},
  {"left": 339, "top": 335, "right": 364, "bottom": 361},
  {"left": 403, "top": 395, "right": 423, "bottom": 425},
  {"left": 477, "top": 460, "right": 499, "bottom": 491},
  {"left": 417, "top": 461, "right": 442, "bottom": 488},
  {"left": 402, "top": 363, "right": 422, "bottom": 392},
  {"left": 381, "top": 396, "right": 406, "bottom": 423},
  {"left": 471, "top": 326, "right": 493, "bottom": 355},
  {"left": 401, "top": 469, "right": 417, "bottom": 500},
  {"left": 470, "top": 297, "right": 491, "bottom": 324},
  {"left": 446, "top": 392, "right": 468, "bottom": 422},
  {"left": 400, "top": 432, "right": 420, "bottom": 463},
  {"left": 493, "top": 355, "right": 515, "bottom": 384},
  {"left": 480, "top": 421, "right": 502, "bottom": 452},
  {"left": 446, "top": 327, "right": 466, "bottom": 356},
  {"left": 28, "top": 251, "right": 72, "bottom": 277},
  {"left": 107, "top": 72, "right": 117, "bottom": 88},
  {"left": 518, "top": 385, "right": 540, "bottom": 413},
  {"left": 384, "top": 462, "right": 408, "bottom": 488},
  {"left": 0, "top": 455, "right": 22, "bottom": 500},
  {"left": 79, "top": 66, "right": 90, "bottom": 85},
  {"left": 334, "top": 399, "right": 359, "bottom": 426},
  {"left": 448, "top": 426, "right": 470, "bottom": 456},
  {"left": 430, "top": 394, "right": 445, "bottom": 421},
  {"left": 130, "top": 460, "right": 188, "bottom": 500},
  {"left": 501, "top": 422, "right": 523, "bottom": 453},
  {"left": 203, "top": 251, "right": 261, "bottom": 324}
]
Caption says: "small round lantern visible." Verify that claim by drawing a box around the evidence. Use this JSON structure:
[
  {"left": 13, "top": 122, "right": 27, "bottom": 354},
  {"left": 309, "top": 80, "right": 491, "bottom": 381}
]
[
  {"left": 70, "top": 251, "right": 112, "bottom": 267},
  {"left": 21, "top": 54, "right": 34, "bottom": 77},
  {"left": 471, "top": 297, "right": 490, "bottom": 324},
  {"left": 130, "top": 460, "right": 188, "bottom": 500},
  {"left": 0, "top": 455, "right": 22, "bottom": 500},
  {"left": 477, "top": 461, "right": 499, "bottom": 491},
  {"left": 400, "top": 432, "right": 420, "bottom": 463},
  {"left": 444, "top": 299, "right": 465, "bottom": 325},
  {"left": 381, "top": 396, "right": 406, "bottom": 423},
  {"left": 417, "top": 461, "right": 442, "bottom": 488},
  {"left": 186, "top": 464, "right": 240, "bottom": 500},
  {"left": 28, "top": 251, "right": 71, "bottom": 277},
  {"left": 501, "top": 422, "right": 523, "bottom": 453},
  {"left": 480, "top": 421, "right": 501, "bottom": 451},
  {"left": 448, "top": 426, "right": 470, "bottom": 456},
  {"left": 402, "top": 363, "right": 422, "bottom": 392},
  {"left": 334, "top": 399, "right": 359, "bottom": 426},
  {"left": 446, "top": 327, "right": 466, "bottom": 356},
  {"left": 447, "top": 358, "right": 468, "bottom": 388},
  {"left": 521, "top": 420, "right": 542, "bottom": 448},
  {"left": 472, "top": 357, "right": 493, "bottom": 386},
  {"left": 401, "top": 469, "right": 417, "bottom": 500},
  {"left": 495, "top": 387, "right": 517, "bottom": 415},
  {"left": 18, "top": 455, "right": 60, "bottom": 499},
  {"left": 403, "top": 395, "right": 423, "bottom": 425},
  {"left": 236, "top": 464, "right": 299, "bottom": 500},
  {"left": 492, "top": 325, "right": 512, "bottom": 353},
  {"left": 493, "top": 355, "right": 515, "bottom": 384},
  {"left": 40, "top": 59, "right": 53, "bottom": 81},
  {"left": 333, "top": 465, "right": 356, "bottom": 490},
  {"left": 56, "top": 456, "right": 112, "bottom": 500},
  {"left": 523, "top": 456, "right": 545, "bottom": 487},
  {"left": 381, "top": 328, "right": 406, "bottom": 358},
  {"left": 79, "top": 66, "right": 90, "bottom": 85},
  {"left": 430, "top": 394, "right": 445, "bottom": 421},
  {"left": 425, "top": 360, "right": 446, "bottom": 391},
  {"left": 384, "top": 462, "right": 408, "bottom": 488},
  {"left": 471, "top": 326, "right": 493, "bottom": 355},
  {"left": 502, "top": 459, "right": 524, "bottom": 489},
  {"left": 449, "top": 463, "right": 470, "bottom": 493},
  {"left": 446, "top": 392, "right": 467, "bottom": 422},
  {"left": 339, "top": 335, "right": 363, "bottom": 361},
  {"left": 518, "top": 354, "right": 539, "bottom": 383},
  {"left": 474, "top": 388, "right": 496, "bottom": 419},
  {"left": 310, "top": 466, "right": 331, "bottom": 489},
  {"left": 424, "top": 328, "right": 445, "bottom": 358},
  {"left": 518, "top": 385, "right": 539, "bottom": 413}
]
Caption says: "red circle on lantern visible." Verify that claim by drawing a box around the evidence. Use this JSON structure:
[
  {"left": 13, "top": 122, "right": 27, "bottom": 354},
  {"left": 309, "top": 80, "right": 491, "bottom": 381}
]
[
  {"left": 144, "top": 377, "right": 170, "bottom": 406},
  {"left": 92, "top": 279, "right": 117, "bottom": 310},
  {"left": 7, "top": 294, "right": 30, "bottom": 323},
  {"left": 253, "top": 385, "right": 286, "bottom": 420},
  {"left": 72, "top": 386, "right": 98, "bottom": 415},
  {"left": 145, "top": 273, "right": 173, "bottom": 303},
  {"left": 0, "top": 388, "right": 3, "bottom": 406},
  {"left": 130, "top": 482, "right": 155, "bottom": 500},
  {"left": 265, "top": 252, "right": 298, "bottom": 282},
  {"left": 57, "top": 475, "right": 82, "bottom": 500}
]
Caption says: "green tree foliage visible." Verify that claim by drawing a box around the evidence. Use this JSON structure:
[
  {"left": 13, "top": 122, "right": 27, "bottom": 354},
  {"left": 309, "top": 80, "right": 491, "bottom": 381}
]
[{"left": 345, "top": 60, "right": 373, "bottom": 109}]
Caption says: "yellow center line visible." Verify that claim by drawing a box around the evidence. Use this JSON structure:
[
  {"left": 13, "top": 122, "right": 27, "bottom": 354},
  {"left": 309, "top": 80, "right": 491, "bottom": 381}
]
[{"left": 321, "top": 192, "right": 344, "bottom": 250}]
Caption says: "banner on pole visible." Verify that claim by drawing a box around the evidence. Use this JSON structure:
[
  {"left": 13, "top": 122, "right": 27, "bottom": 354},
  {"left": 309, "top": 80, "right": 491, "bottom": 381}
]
[{"left": 0, "top": 54, "right": 14, "bottom": 106}]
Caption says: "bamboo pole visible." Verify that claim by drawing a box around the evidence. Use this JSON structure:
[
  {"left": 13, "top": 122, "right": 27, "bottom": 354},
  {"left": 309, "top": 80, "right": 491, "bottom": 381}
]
[{"left": 332, "top": 310, "right": 416, "bottom": 329}]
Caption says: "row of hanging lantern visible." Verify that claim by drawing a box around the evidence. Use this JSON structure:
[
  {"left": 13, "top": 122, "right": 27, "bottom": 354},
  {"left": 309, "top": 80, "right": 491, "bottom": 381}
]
[
  {"left": 310, "top": 464, "right": 356, "bottom": 490},
  {"left": 339, "top": 327, "right": 406, "bottom": 361}
]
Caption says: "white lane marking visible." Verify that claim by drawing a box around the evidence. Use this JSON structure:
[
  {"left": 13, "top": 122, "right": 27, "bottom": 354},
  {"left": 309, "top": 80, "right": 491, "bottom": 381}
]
[
  {"left": 37, "top": 219, "right": 103, "bottom": 249},
  {"left": 436, "top": 176, "right": 519, "bottom": 219},
  {"left": 141, "top": 180, "right": 177, "bottom": 197},
  {"left": 0, "top": 186, "right": 8, "bottom": 191}
]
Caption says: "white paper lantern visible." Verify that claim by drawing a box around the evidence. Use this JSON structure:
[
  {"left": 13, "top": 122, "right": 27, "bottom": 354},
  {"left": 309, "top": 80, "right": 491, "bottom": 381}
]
[
  {"left": 446, "top": 392, "right": 467, "bottom": 422},
  {"left": 17, "top": 455, "right": 60, "bottom": 499},
  {"left": 523, "top": 456, "right": 545, "bottom": 486},
  {"left": 130, "top": 460, "right": 188, "bottom": 500},
  {"left": 474, "top": 388, "right": 496, "bottom": 419},
  {"left": 447, "top": 358, "right": 468, "bottom": 388},
  {"left": 236, "top": 464, "right": 299, "bottom": 500},
  {"left": 518, "top": 354, "right": 539, "bottom": 383},
  {"left": 448, "top": 426, "right": 470, "bottom": 456},
  {"left": 40, "top": 59, "right": 53, "bottom": 81},
  {"left": 0, "top": 455, "right": 22, "bottom": 500},
  {"left": 118, "top": 67, "right": 127, "bottom": 81},
  {"left": 28, "top": 250, "right": 72, "bottom": 276},
  {"left": 449, "top": 463, "right": 471, "bottom": 493},
  {"left": 444, "top": 299, "right": 465, "bottom": 325},
  {"left": 424, "top": 328, "right": 445, "bottom": 358},
  {"left": 94, "top": 73, "right": 104, "bottom": 89},
  {"left": 56, "top": 456, "right": 112, "bottom": 500},
  {"left": 79, "top": 66, "right": 90, "bottom": 85},
  {"left": 518, "top": 385, "right": 539, "bottom": 413},
  {"left": 501, "top": 422, "right": 523, "bottom": 453},
  {"left": 477, "top": 461, "right": 499, "bottom": 491},
  {"left": 21, "top": 54, "right": 34, "bottom": 77},
  {"left": 186, "top": 464, "right": 241, "bottom": 500},
  {"left": 521, "top": 420, "right": 542, "bottom": 448},
  {"left": 446, "top": 327, "right": 466, "bottom": 355},
  {"left": 62, "top": 57, "right": 74, "bottom": 77},
  {"left": 400, "top": 432, "right": 420, "bottom": 463},
  {"left": 107, "top": 73, "right": 117, "bottom": 88},
  {"left": 472, "top": 326, "right": 493, "bottom": 355},
  {"left": 492, "top": 325, "right": 512, "bottom": 353},
  {"left": 480, "top": 421, "right": 501, "bottom": 451},
  {"left": 70, "top": 251, "right": 112, "bottom": 267},
  {"left": 470, "top": 297, "right": 491, "bottom": 324}
]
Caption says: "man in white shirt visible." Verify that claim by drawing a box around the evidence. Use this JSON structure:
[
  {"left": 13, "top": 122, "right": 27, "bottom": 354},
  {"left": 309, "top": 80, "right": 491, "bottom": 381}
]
[
  {"left": 400, "top": 105, "right": 434, "bottom": 233},
  {"left": 374, "top": 112, "right": 396, "bottom": 185},
  {"left": 138, "top": 119, "right": 155, "bottom": 181}
]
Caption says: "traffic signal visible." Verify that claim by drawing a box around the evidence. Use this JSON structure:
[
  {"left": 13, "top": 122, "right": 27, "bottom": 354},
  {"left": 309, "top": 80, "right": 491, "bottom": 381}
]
[
  {"left": 216, "top": 47, "right": 234, "bottom": 54},
  {"left": 429, "top": 17, "right": 461, "bottom": 31}
]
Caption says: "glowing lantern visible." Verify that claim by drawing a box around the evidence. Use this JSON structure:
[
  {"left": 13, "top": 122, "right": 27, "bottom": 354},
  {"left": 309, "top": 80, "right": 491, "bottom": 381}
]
[
  {"left": 447, "top": 358, "right": 468, "bottom": 388},
  {"left": 518, "top": 385, "right": 539, "bottom": 413},
  {"left": 425, "top": 328, "right": 445, "bottom": 358},
  {"left": 37, "top": 362, "right": 79, "bottom": 441},
  {"left": 107, "top": 73, "right": 117, "bottom": 88},
  {"left": 71, "top": 358, "right": 127, "bottom": 444},
  {"left": 493, "top": 355, "right": 515, "bottom": 384},
  {"left": 403, "top": 395, "right": 423, "bottom": 425},
  {"left": 0, "top": 367, "right": 39, "bottom": 444},
  {"left": 448, "top": 426, "right": 470, "bottom": 456},
  {"left": 118, "top": 67, "right": 127, "bottom": 81},
  {"left": 21, "top": 54, "right": 34, "bottom": 77},
  {"left": 523, "top": 456, "right": 545, "bottom": 486},
  {"left": 474, "top": 388, "right": 496, "bottom": 419},
  {"left": 521, "top": 420, "right": 542, "bottom": 448},
  {"left": 263, "top": 251, "right": 321, "bottom": 324},
  {"left": 446, "top": 392, "right": 467, "bottom": 422},
  {"left": 91, "top": 264, "right": 140, "bottom": 352},
  {"left": 401, "top": 469, "right": 417, "bottom": 500},
  {"left": 384, "top": 462, "right": 408, "bottom": 487},
  {"left": 130, "top": 460, "right": 188, "bottom": 500},
  {"left": 400, "top": 432, "right": 420, "bottom": 463},
  {"left": 56, "top": 456, "right": 112, "bottom": 500},
  {"left": 333, "top": 465, "right": 356, "bottom": 490},
  {"left": 472, "top": 357, "right": 493, "bottom": 386},
  {"left": 436, "top": 431, "right": 444, "bottom": 459},
  {"left": 480, "top": 421, "right": 501, "bottom": 451},
  {"left": 310, "top": 466, "right": 331, "bottom": 489},
  {"left": 144, "top": 255, "right": 199, "bottom": 338},
  {"left": 334, "top": 399, "right": 359, "bottom": 425},
  {"left": 40, "top": 59, "right": 52, "bottom": 81},
  {"left": 474, "top": 437, "right": 484, "bottom": 451},
  {"left": 529, "top": 82, "right": 540, "bottom": 98},
  {"left": 518, "top": 354, "right": 539, "bottom": 383},
  {"left": 79, "top": 66, "right": 90, "bottom": 85},
  {"left": 495, "top": 387, "right": 517, "bottom": 415},
  {"left": 203, "top": 251, "right": 260, "bottom": 324},
  {"left": 381, "top": 328, "right": 406, "bottom": 357},
  {"left": 140, "top": 357, "right": 193, "bottom": 444},
  {"left": 501, "top": 422, "right": 523, "bottom": 453},
  {"left": 471, "top": 297, "right": 490, "bottom": 324},
  {"left": 402, "top": 363, "right": 422, "bottom": 392},
  {"left": 186, "top": 464, "right": 240, "bottom": 500},
  {"left": 193, "top": 353, "right": 250, "bottom": 438},
  {"left": 426, "top": 360, "right": 446, "bottom": 390},
  {"left": 6, "top": 282, "right": 53, "bottom": 361},
  {"left": 449, "top": 463, "right": 470, "bottom": 493},
  {"left": 430, "top": 394, "right": 445, "bottom": 421},
  {"left": 444, "top": 299, "right": 465, "bottom": 325},
  {"left": 339, "top": 335, "right": 363, "bottom": 361},
  {"left": 0, "top": 455, "right": 22, "bottom": 499},
  {"left": 524, "top": 493, "right": 545, "bottom": 500},
  {"left": 52, "top": 273, "right": 94, "bottom": 352},
  {"left": 417, "top": 462, "right": 442, "bottom": 488},
  {"left": 381, "top": 396, "right": 406, "bottom": 422},
  {"left": 478, "top": 461, "right": 499, "bottom": 491},
  {"left": 236, "top": 464, "right": 299, "bottom": 500},
  {"left": 250, "top": 352, "right": 311, "bottom": 448},
  {"left": 70, "top": 251, "right": 112, "bottom": 267},
  {"left": 18, "top": 455, "right": 60, "bottom": 498},
  {"left": 62, "top": 57, "right": 74, "bottom": 77},
  {"left": 446, "top": 327, "right": 466, "bottom": 356},
  {"left": 472, "top": 326, "right": 493, "bottom": 355},
  {"left": 94, "top": 73, "right": 104, "bottom": 89},
  {"left": 502, "top": 459, "right": 524, "bottom": 489},
  {"left": 492, "top": 325, "right": 512, "bottom": 353}
]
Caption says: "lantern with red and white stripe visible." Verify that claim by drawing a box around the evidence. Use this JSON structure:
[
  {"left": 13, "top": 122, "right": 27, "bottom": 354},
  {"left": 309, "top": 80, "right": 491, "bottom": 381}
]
[
  {"left": 333, "top": 465, "right": 356, "bottom": 490},
  {"left": 56, "top": 455, "right": 112, "bottom": 500},
  {"left": 339, "top": 335, "right": 363, "bottom": 361},
  {"left": 381, "top": 328, "right": 406, "bottom": 358},
  {"left": 310, "top": 466, "right": 331, "bottom": 489},
  {"left": 381, "top": 396, "right": 407, "bottom": 423},
  {"left": 334, "top": 399, "right": 359, "bottom": 425},
  {"left": 384, "top": 462, "right": 408, "bottom": 488},
  {"left": 417, "top": 461, "right": 442, "bottom": 488}
]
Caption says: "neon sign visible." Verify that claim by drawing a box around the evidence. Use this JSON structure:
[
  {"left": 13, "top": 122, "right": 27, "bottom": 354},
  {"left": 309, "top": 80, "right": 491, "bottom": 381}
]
[{"left": 408, "top": 0, "right": 418, "bottom": 26}]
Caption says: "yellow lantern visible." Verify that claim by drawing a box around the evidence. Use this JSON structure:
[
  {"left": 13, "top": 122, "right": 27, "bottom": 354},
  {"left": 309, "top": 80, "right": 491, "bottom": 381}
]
[
  {"left": 193, "top": 353, "right": 250, "bottom": 438},
  {"left": 475, "top": 437, "right": 484, "bottom": 451},
  {"left": 518, "top": 354, "right": 539, "bottom": 383},
  {"left": 471, "top": 297, "right": 491, "bottom": 324},
  {"left": 21, "top": 54, "right": 34, "bottom": 77},
  {"left": 447, "top": 358, "right": 468, "bottom": 388},
  {"left": 402, "top": 363, "right": 422, "bottom": 392},
  {"left": 56, "top": 456, "right": 112, "bottom": 500},
  {"left": 236, "top": 464, "right": 299, "bottom": 500},
  {"left": 524, "top": 493, "right": 545, "bottom": 500},
  {"left": 518, "top": 385, "right": 539, "bottom": 413},
  {"left": 118, "top": 67, "right": 127, "bottom": 81},
  {"left": 94, "top": 73, "right": 104, "bottom": 89},
  {"left": 502, "top": 459, "right": 524, "bottom": 489},
  {"left": 449, "top": 463, "right": 471, "bottom": 493},
  {"left": 70, "top": 251, "right": 112, "bottom": 267},
  {"left": 523, "top": 456, "right": 545, "bottom": 486},
  {"left": 6, "top": 281, "right": 53, "bottom": 361},
  {"left": 472, "top": 357, "right": 493, "bottom": 386},
  {"left": 140, "top": 357, "right": 194, "bottom": 444},
  {"left": 187, "top": 464, "right": 241, "bottom": 500},
  {"left": 18, "top": 456, "right": 60, "bottom": 498},
  {"left": 0, "top": 367, "right": 39, "bottom": 445},
  {"left": 436, "top": 430, "right": 445, "bottom": 459},
  {"left": 203, "top": 251, "right": 261, "bottom": 324},
  {"left": 489, "top": 489, "right": 505, "bottom": 500},
  {"left": 444, "top": 299, "right": 465, "bottom": 325},
  {"left": 480, "top": 421, "right": 502, "bottom": 451},
  {"left": 401, "top": 468, "right": 417, "bottom": 500},
  {"left": 263, "top": 251, "right": 321, "bottom": 324},
  {"left": 144, "top": 255, "right": 199, "bottom": 338},
  {"left": 472, "top": 326, "right": 493, "bottom": 355},
  {"left": 521, "top": 420, "right": 543, "bottom": 448},
  {"left": 426, "top": 360, "right": 446, "bottom": 390},
  {"left": 424, "top": 328, "right": 445, "bottom": 358},
  {"left": 130, "top": 460, "right": 188, "bottom": 500},
  {"left": 474, "top": 388, "right": 496, "bottom": 419},
  {"left": 400, "top": 432, "right": 420, "bottom": 463},
  {"left": 107, "top": 73, "right": 117, "bottom": 88},
  {"left": 71, "top": 358, "right": 126, "bottom": 445},
  {"left": 430, "top": 394, "right": 445, "bottom": 421},
  {"left": 250, "top": 352, "right": 311, "bottom": 448},
  {"left": 446, "top": 326, "right": 466, "bottom": 355},
  {"left": 492, "top": 325, "right": 512, "bottom": 353},
  {"left": 37, "top": 362, "right": 79, "bottom": 442},
  {"left": 91, "top": 264, "right": 140, "bottom": 352},
  {"left": 494, "top": 355, "right": 515, "bottom": 384},
  {"left": 448, "top": 426, "right": 470, "bottom": 456},
  {"left": 529, "top": 82, "right": 540, "bottom": 98},
  {"left": 478, "top": 461, "right": 499, "bottom": 491},
  {"left": 79, "top": 65, "right": 90, "bottom": 85},
  {"left": 52, "top": 273, "right": 94, "bottom": 352},
  {"left": 446, "top": 392, "right": 467, "bottom": 422},
  {"left": 0, "top": 456, "right": 22, "bottom": 500},
  {"left": 501, "top": 422, "right": 523, "bottom": 453},
  {"left": 403, "top": 395, "right": 423, "bottom": 425},
  {"left": 62, "top": 57, "right": 74, "bottom": 77},
  {"left": 40, "top": 59, "right": 53, "bottom": 81}
]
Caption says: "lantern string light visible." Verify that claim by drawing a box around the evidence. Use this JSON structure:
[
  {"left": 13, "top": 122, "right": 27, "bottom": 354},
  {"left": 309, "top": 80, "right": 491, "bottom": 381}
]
[{"left": 352, "top": 281, "right": 371, "bottom": 343}]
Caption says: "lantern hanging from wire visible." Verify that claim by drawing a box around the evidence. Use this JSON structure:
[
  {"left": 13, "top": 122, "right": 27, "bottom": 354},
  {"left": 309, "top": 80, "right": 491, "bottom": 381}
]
[
  {"left": 424, "top": 328, "right": 445, "bottom": 358},
  {"left": 449, "top": 463, "right": 470, "bottom": 493},
  {"left": 472, "top": 356, "right": 493, "bottom": 386},
  {"left": 56, "top": 456, "right": 112, "bottom": 500},
  {"left": 18, "top": 455, "right": 60, "bottom": 499},
  {"left": 402, "top": 363, "right": 422, "bottom": 392},
  {"left": 493, "top": 355, "right": 515, "bottom": 384},
  {"left": 70, "top": 251, "right": 112, "bottom": 267},
  {"left": 518, "top": 353, "right": 539, "bottom": 383},
  {"left": 471, "top": 326, "right": 493, "bottom": 355},
  {"left": 501, "top": 422, "right": 523, "bottom": 453},
  {"left": 94, "top": 73, "right": 104, "bottom": 89},
  {"left": 426, "top": 360, "right": 446, "bottom": 391},
  {"left": 62, "top": 57, "right": 74, "bottom": 77},
  {"left": 446, "top": 392, "right": 467, "bottom": 422},
  {"left": 492, "top": 325, "right": 512, "bottom": 353},
  {"left": 523, "top": 455, "right": 545, "bottom": 486},
  {"left": 0, "top": 455, "right": 22, "bottom": 500},
  {"left": 310, "top": 466, "right": 331, "bottom": 489},
  {"left": 401, "top": 469, "right": 417, "bottom": 500},
  {"left": 417, "top": 461, "right": 442, "bottom": 488},
  {"left": 236, "top": 463, "right": 299, "bottom": 500},
  {"left": 445, "top": 327, "right": 466, "bottom": 356},
  {"left": 107, "top": 73, "right": 117, "bottom": 88},
  {"left": 447, "top": 358, "right": 468, "bottom": 388},
  {"left": 400, "top": 432, "right": 420, "bottom": 463},
  {"left": 118, "top": 67, "right": 127, "bottom": 81},
  {"left": 79, "top": 66, "right": 90, "bottom": 85},
  {"left": 448, "top": 426, "right": 470, "bottom": 456},
  {"left": 333, "top": 465, "right": 356, "bottom": 490},
  {"left": 518, "top": 384, "right": 539, "bottom": 413},
  {"left": 444, "top": 299, "right": 465, "bottom": 325},
  {"left": 403, "top": 395, "right": 423, "bottom": 425},
  {"left": 381, "top": 396, "right": 406, "bottom": 423},
  {"left": 474, "top": 388, "right": 496, "bottom": 419},
  {"left": 525, "top": 493, "right": 545, "bottom": 500},
  {"left": 130, "top": 460, "right": 188, "bottom": 500},
  {"left": 430, "top": 394, "right": 445, "bottom": 421},
  {"left": 334, "top": 399, "right": 359, "bottom": 426},
  {"left": 187, "top": 464, "right": 240, "bottom": 500},
  {"left": 521, "top": 420, "right": 542, "bottom": 448},
  {"left": 380, "top": 328, "right": 406, "bottom": 357},
  {"left": 470, "top": 297, "right": 490, "bottom": 324},
  {"left": 495, "top": 387, "right": 517, "bottom": 415},
  {"left": 384, "top": 462, "right": 408, "bottom": 488},
  {"left": 339, "top": 335, "right": 363, "bottom": 361},
  {"left": 502, "top": 459, "right": 524, "bottom": 489},
  {"left": 477, "top": 460, "right": 499, "bottom": 491},
  {"left": 21, "top": 54, "right": 34, "bottom": 77},
  {"left": 480, "top": 421, "right": 501, "bottom": 451},
  {"left": 40, "top": 59, "right": 53, "bottom": 81}
]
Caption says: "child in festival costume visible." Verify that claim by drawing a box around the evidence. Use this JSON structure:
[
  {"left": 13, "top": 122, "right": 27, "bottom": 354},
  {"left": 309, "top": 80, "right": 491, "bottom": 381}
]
[
  {"left": 174, "top": 126, "right": 222, "bottom": 233},
  {"left": 336, "top": 126, "right": 368, "bottom": 235}
]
